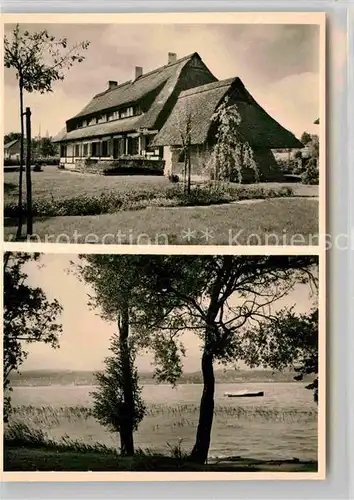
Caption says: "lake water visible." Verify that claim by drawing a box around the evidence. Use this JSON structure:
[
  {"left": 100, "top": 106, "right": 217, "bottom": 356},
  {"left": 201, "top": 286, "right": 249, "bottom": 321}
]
[{"left": 11, "top": 382, "right": 318, "bottom": 461}]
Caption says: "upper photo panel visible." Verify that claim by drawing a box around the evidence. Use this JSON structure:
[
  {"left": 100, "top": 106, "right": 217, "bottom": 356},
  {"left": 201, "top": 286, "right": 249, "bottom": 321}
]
[{"left": 3, "top": 20, "right": 323, "bottom": 246}]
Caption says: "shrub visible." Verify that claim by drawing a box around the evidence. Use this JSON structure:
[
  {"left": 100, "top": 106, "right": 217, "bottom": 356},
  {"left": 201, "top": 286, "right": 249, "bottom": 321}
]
[
  {"left": 301, "top": 159, "right": 319, "bottom": 185},
  {"left": 33, "top": 161, "right": 43, "bottom": 172},
  {"left": 4, "top": 157, "right": 59, "bottom": 167},
  {"left": 276, "top": 158, "right": 300, "bottom": 174},
  {"left": 3, "top": 183, "right": 294, "bottom": 218},
  {"left": 168, "top": 173, "right": 180, "bottom": 183}
]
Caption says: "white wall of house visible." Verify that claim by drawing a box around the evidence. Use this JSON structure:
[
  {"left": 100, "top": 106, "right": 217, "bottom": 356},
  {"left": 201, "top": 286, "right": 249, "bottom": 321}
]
[{"left": 163, "top": 146, "right": 172, "bottom": 175}]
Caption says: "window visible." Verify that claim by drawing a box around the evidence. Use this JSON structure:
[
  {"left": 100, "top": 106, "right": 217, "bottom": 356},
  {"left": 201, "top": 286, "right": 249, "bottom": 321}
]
[
  {"left": 145, "top": 135, "right": 158, "bottom": 154},
  {"left": 97, "top": 114, "right": 106, "bottom": 124},
  {"left": 87, "top": 117, "right": 95, "bottom": 126},
  {"left": 60, "top": 144, "right": 67, "bottom": 157},
  {"left": 91, "top": 142, "right": 101, "bottom": 157},
  {"left": 74, "top": 144, "right": 80, "bottom": 157},
  {"left": 127, "top": 137, "right": 139, "bottom": 155},
  {"left": 83, "top": 143, "right": 89, "bottom": 157},
  {"left": 101, "top": 140, "right": 109, "bottom": 157},
  {"left": 120, "top": 107, "right": 134, "bottom": 119},
  {"left": 178, "top": 149, "right": 185, "bottom": 163},
  {"left": 82, "top": 120, "right": 87, "bottom": 127}
]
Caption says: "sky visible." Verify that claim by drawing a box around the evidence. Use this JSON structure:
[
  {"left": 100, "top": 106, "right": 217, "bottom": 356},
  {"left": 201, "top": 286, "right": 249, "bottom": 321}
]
[
  {"left": 4, "top": 23, "right": 320, "bottom": 139},
  {"left": 19, "top": 254, "right": 317, "bottom": 373}
]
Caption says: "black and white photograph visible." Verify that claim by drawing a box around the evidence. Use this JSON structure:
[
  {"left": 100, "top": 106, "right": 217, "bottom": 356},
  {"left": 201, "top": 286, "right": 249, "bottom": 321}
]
[
  {"left": 3, "top": 16, "right": 324, "bottom": 246},
  {"left": 1, "top": 12, "right": 326, "bottom": 484},
  {"left": 3, "top": 253, "right": 321, "bottom": 475}
]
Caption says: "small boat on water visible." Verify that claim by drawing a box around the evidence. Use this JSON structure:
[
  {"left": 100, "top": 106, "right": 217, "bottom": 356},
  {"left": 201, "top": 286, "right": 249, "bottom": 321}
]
[{"left": 224, "top": 390, "right": 264, "bottom": 398}]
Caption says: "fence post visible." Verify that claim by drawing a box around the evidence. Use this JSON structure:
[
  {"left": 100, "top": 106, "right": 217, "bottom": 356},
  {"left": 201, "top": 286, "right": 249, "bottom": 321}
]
[{"left": 25, "top": 107, "right": 33, "bottom": 235}]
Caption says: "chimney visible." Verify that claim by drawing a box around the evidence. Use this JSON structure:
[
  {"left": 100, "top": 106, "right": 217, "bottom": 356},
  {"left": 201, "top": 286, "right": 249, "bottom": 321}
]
[
  {"left": 108, "top": 80, "right": 117, "bottom": 89},
  {"left": 135, "top": 66, "right": 143, "bottom": 79},
  {"left": 168, "top": 52, "right": 177, "bottom": 64}
]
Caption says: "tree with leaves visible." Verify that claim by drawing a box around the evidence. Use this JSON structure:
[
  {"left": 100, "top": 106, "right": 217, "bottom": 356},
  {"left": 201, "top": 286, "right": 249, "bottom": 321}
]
[
  {"left": 91, "top": 333, "right": 146, "bottom": 456},
  {"left": 39, "top": 137, "right": 58, "bottom": 157},
  {"left": 206, "top": 98, "right": 258, "bottom": 184},
  {"left": 76, "top": 255, "right": 153, "bottom": 456},
  {"left": 3, "top": 252, "right": 63, "bottom": 421},
  {"left": 128, "top": 255, "right": 318, "bottom": 464},
  {"left": 300, "top": 131, "right": 312, "bottom": 146},
  {"left": 4, "top": 24, "right": 90, "bottom": 238},
  {"left": 241, "top": 306, "right": 319, "bottom": 402}
]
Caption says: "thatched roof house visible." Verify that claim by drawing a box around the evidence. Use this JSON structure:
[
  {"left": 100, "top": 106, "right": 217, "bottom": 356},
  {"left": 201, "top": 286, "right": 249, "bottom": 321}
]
[
  {"left": 53, "top": 52, "right": 217, "bottom": 171},
  {"left": 53, "top": 51, "right": 302, "bottom": 180},
  {"left": 153, "top": 77, "right": 302, "bottom": 181}
]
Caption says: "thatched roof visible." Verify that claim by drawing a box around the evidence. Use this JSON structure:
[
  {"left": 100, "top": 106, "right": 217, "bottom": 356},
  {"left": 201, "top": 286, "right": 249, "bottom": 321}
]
[
  {"left": 65, "top": 52, "right": 205, "bottom": 133},
  {"left": 153, "top": 77, "right": 302, "bottom": 149},
  {"left": 52, "top": 127, "right": 67, "bottom": 143}
]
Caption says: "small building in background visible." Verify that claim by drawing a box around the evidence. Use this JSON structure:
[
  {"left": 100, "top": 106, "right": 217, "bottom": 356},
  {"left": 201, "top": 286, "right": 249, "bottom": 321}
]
[{"left": 4, "top": 138, "right": 22, "bottom": 160}]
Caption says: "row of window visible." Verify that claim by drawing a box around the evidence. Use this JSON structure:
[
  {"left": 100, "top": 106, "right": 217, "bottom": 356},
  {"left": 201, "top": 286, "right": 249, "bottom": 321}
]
[
  {"left": 60, "top": 137, "right": 140, "bottom": 158},
  {"left": 60, "top": 135, "right": 162, "bottom": 159},
  {"left": 76, "top": 106, "right": 137, "bottom": 129}
]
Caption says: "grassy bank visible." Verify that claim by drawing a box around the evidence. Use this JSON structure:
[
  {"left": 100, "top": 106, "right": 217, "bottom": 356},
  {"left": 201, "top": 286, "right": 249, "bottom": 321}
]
[
  {"left": 4, "top": 446, "right": 318, "bottom": 472},
  {"left": 4, "top": 421, "right": 317, "bottom": 472},
  {"left": 5, "top": 402, "right": 318, "bottom": 466}
]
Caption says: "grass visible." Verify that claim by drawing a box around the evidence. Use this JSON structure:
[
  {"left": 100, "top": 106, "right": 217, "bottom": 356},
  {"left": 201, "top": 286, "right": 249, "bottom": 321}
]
[
  {"left": 3, "top": 166, "right": 318, "bottom": 206},
  {"left": 3, "top": 420, "right": 317, "bottom": 472},
  {"left": 4, "top": 167, "right": 173, "bottom": 204},
  {"left": 4, "top": 167, "right": 318, "bottom": 244},
  {"left": 4, "top": 184, "right": 295, "bottom": 218},
  {"left": 3, "top": 447, "right": 318, "bottom": 472},
  {"left": 4, "top": 198, "right": 319, "bottom": 245}
]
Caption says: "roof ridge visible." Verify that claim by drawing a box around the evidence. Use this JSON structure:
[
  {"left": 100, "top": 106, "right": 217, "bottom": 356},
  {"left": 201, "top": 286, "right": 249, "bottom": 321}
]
[
  {"left": 179, "top": 77, "right": 237, "bottom": 98},
  {"left": 93, "top": 52, "right": 198, "bottom": 100},
  {"left": 4, "top": 138, "right": 20, "bottom": 147}
]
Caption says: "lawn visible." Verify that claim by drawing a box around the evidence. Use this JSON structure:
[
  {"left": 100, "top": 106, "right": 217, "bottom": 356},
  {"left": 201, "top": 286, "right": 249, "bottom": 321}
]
[
  {"left": 4, "top": 198, "right": 319, "bottom": 245},
  {"left": 4, "top": 167, "right": 174, "bottom": 204},
  {"left": 4, "top": 167, "right": 318, "bottom": 245},
  {"left": 4, "top": 166, "right": 318, "bottom": 204}
]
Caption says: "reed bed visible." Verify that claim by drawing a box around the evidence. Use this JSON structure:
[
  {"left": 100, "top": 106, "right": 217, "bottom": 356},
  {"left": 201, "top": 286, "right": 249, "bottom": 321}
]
[
  {"left": 11, "top": 403, "right": 317, "bottom": 427},
  {"left": 5, "top": 404, "right": 318, "bottom": 461}
]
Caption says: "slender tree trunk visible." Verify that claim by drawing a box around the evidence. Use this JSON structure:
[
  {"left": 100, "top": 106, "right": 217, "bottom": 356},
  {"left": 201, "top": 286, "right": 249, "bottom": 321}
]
[
  {"left": 187, "top": 148, "right": 191, "bottom": 195},
  {"left": 190, "top": 346, "right": 215, "bottom": 464},
  {"left": 16, "top": 80, "right": 24, "bottom": 240},
  {"left": 25, "top": 107, "right": 33, "bottom": 235},
  {"left": 117, "top": 300, "right": 135, "bottom": 456},
  {"left": 183, "top": 152, "right": 188, "bottom": 193}
]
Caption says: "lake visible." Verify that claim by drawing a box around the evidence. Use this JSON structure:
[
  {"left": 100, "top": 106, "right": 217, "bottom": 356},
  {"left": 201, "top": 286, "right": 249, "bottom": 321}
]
[{"left": 11, "top": 382, "right": 318, "bottom": 461}]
